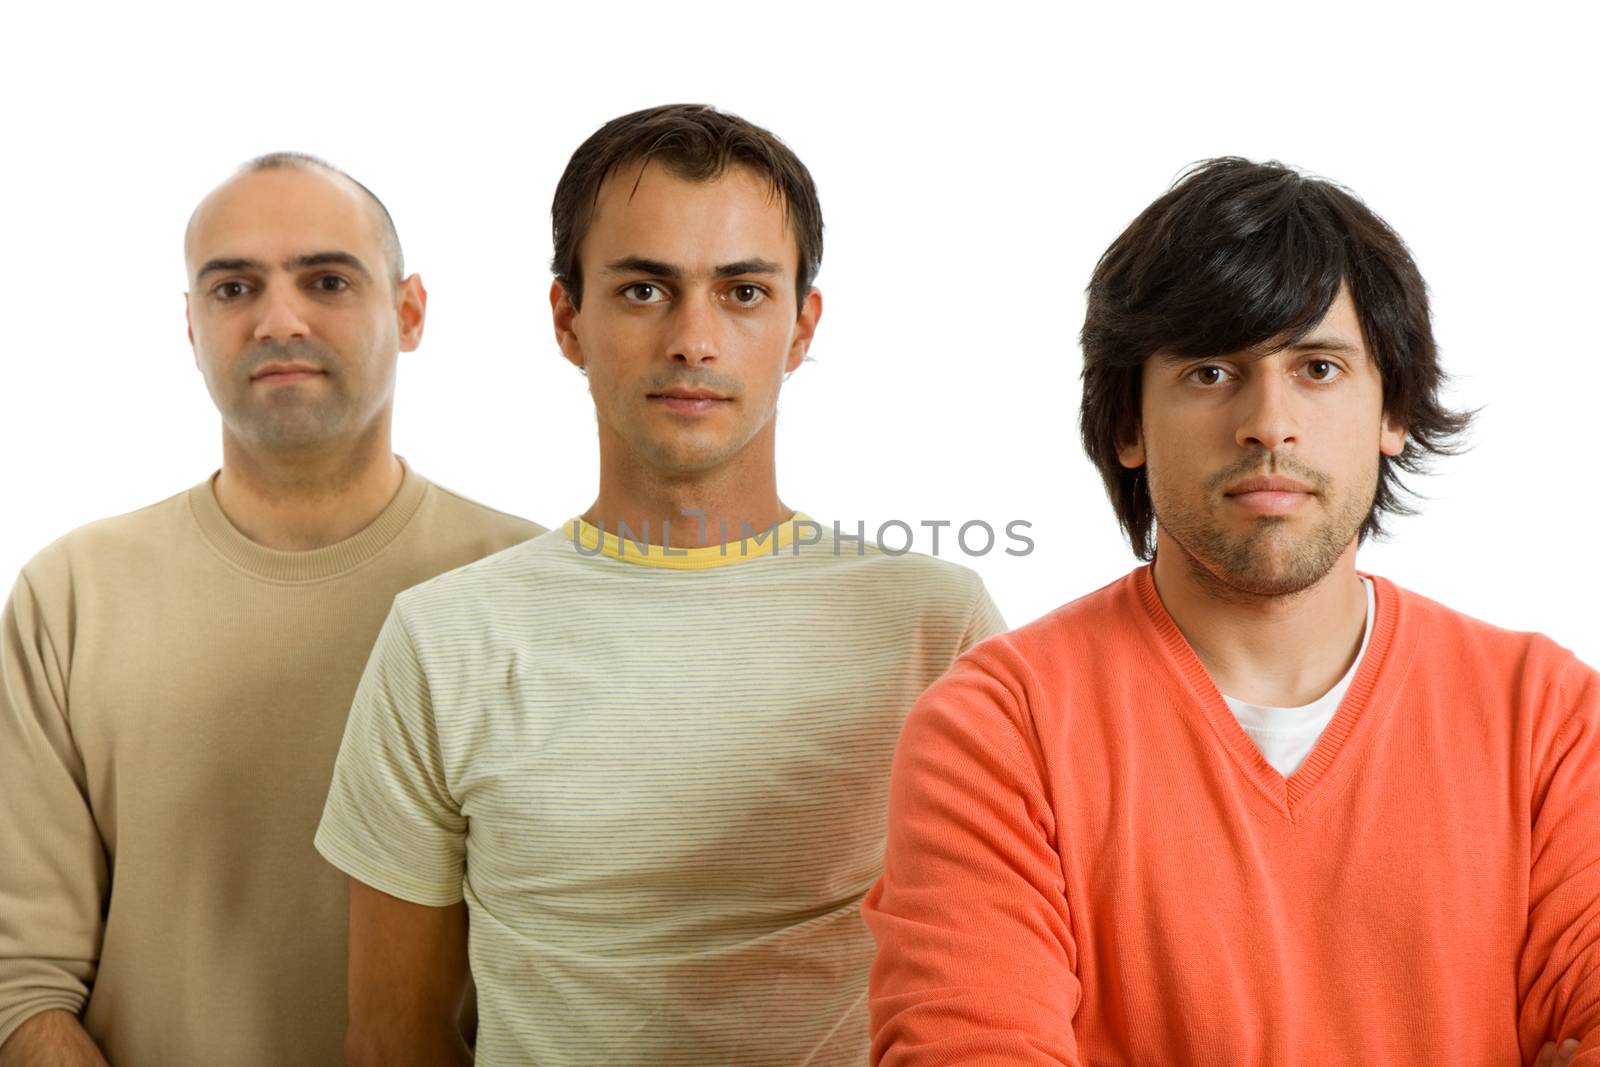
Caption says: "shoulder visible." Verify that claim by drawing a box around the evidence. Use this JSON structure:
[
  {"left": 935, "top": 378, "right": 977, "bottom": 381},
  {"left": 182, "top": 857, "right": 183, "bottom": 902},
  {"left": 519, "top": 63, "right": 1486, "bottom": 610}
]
[
  {"left": 899, "top": 569, "right": 1159, "bottom": 767},
  {"left": 14, "top": 489, "right": 193, "bottom": 596},
  {"left": 392, "top": 524, "right": 571, "bottom": 618},
  {"left": 1375, "top": 578, "right": 1599, "bottom": 753},
  {"left": 1384, "top": 577, "right": 1580, "bottom": 681},
  {"left": 795, "top": 520, "right": 992, "bottom": 601},
  {"left": 965, "top": 568, "right": 1141, "bottom": 676},
  {"left": 905, "top": 570, "right": 1142, "bottom": 738},
  {"left": 414, "top": 477, "right": 545, "bottom": 548}
]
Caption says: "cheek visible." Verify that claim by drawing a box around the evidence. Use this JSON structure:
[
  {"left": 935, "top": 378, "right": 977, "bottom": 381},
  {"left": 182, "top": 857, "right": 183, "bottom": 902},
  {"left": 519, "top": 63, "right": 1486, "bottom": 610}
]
[
  {"left": 188, "top": 328, "right": 236, "bottom": 380},
  {"left": 1316, "top": 393, "right": 1388, "bottom": 479},
  {"left": 1141, "top": 423, "right": 1215, "bottom": 501},
  {"left": 1144, "top": 451, "right": 1196, "bottom": 506},
  {"left": 585, "top": 313, "right": 656, "bottom": 367},
  {"left": 189, "top": 311, "right": 233, "bottom": 350},
  {"left": 1138, "top": 412, "right": 1198, "bottom": 468}
]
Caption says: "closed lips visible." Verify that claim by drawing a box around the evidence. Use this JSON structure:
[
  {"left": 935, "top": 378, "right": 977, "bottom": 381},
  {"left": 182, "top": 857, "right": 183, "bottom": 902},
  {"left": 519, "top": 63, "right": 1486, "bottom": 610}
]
[{"left": 1225, "top": 476, "right": 1313, "bottom": 495}]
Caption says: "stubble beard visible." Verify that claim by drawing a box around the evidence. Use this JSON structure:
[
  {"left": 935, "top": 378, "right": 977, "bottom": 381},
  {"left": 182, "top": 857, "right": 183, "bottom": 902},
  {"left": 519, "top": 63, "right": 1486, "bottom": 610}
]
[
  {"left": 217, "top": 339, "right": 355, "bottom": 452},
  {"left": 1152, "top": 456, "right": 1375, "bottom": 602},
  {"left": 623, "top": 369, "right": 766, "bottom": 479}
]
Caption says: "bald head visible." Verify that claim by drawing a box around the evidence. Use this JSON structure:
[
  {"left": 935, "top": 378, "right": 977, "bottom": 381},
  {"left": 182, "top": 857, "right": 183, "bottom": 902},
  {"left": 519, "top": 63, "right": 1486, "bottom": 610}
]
[{"left": 185, "top": 153, "right": 404, "bottom": 286}]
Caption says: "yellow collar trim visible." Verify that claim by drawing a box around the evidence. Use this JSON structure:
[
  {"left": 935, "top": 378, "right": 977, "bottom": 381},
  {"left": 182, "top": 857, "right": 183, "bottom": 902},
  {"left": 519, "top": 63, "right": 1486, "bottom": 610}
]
[{"left": 562, "top": 513, "right": 814, "bottom": 570}]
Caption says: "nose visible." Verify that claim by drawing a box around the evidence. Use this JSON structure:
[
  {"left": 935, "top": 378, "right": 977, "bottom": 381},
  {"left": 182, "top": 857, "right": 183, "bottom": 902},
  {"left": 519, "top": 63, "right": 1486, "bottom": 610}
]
[
  {"left": 665, "top": 292, "right": 719, "bottom": 366},
  {"left": 253, "top": 282, "right": 311, "bottom": 343},
  {"left": 1234, "top": 370, "right": 1300, "bottom": 452}
]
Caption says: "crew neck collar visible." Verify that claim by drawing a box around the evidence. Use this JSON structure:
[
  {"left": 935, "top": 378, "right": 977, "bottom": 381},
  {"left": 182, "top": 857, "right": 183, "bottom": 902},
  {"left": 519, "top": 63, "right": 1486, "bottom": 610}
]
[
  {"left": 562, "top": 512, "right": 813, "bottom": 570},
  {"left": 188, "top": 459, "right": 428, "bottom": 583}
]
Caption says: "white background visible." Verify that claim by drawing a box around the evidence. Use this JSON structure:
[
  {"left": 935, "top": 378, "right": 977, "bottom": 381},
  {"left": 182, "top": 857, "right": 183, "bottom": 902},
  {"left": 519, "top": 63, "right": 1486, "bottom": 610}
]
[{"left": 2, "top": 1, "right": 1595, "bottom": 664}]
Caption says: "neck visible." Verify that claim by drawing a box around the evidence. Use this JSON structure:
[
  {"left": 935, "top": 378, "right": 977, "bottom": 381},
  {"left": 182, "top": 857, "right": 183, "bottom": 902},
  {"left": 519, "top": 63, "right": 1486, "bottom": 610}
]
[
  {"left": 1151, "top": 531, "right": 1368, "bottom": 707},
  {"left": 214, "top": 429, "right": 404, "bottom": 551},
  {"left": 584, "top": 429, "right": 790, "bottom": 549}
]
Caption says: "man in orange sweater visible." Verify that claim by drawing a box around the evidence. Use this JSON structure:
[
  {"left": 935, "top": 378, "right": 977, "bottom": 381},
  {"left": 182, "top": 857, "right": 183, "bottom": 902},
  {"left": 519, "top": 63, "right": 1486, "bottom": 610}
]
[{"left": 864, "top": 158, "right": 1599, "bottom": 1067}]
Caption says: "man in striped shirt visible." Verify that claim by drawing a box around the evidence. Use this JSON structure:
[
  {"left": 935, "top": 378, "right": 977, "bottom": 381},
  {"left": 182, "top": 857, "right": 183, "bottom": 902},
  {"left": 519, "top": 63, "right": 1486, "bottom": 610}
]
[{"left": 316, "top": 104, "right": 1003, "bottom": 1065}]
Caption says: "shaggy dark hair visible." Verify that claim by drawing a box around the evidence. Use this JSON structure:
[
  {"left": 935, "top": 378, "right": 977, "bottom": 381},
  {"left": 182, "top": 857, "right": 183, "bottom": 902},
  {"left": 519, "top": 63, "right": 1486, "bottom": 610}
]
[
  {"left": 1079, "top": 157, "right": 1473, "bottom": 559},
  {"left": 550, "top": 104, "right": 822, "bottom": 312}
]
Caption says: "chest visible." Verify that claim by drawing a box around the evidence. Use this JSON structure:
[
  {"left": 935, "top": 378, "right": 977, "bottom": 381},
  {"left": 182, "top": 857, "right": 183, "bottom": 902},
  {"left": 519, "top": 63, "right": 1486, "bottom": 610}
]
[
  {"left": 434, "top": 605, "right": 947, "bottom": 907},
  {"left": 65, "top": 567, "right": 401, "bottom": 852}
]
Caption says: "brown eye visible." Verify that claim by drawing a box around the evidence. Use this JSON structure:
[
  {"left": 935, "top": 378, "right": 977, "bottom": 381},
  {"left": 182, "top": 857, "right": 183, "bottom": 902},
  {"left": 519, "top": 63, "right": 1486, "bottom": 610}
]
[
  {"left": 313, "top": 275, "right": 350, "bottom": 292},
  {"left": 1304, "top": 360, "right": 1342, "bottom": 382},
  {"left": 624, "top": 283, "right": 665, "bottom": 304},
  {"left": 213, "top": 281, "right": 249, "bottom": 300},
  {"left": 731, "top": 284, "right": 762, "bottom": 304},
  {"left": 1191, "top": 365, "right": 1231, "bottom": 386}
]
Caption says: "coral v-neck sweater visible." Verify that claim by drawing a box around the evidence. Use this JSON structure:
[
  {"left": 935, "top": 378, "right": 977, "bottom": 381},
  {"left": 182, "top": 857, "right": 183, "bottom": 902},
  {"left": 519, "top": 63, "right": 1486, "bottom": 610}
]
[{"left": 864, "top": 566, "right": 1600, "bottom": 1066}]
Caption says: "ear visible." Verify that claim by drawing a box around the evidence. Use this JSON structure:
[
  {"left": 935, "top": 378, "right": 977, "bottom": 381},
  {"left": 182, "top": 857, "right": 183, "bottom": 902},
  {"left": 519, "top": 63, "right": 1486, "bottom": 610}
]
[
  {"left": 185, "top": 293, "right": 198, "bottom": 368},
  {"left": 396, "top": 274, "right": 428, "bottom": 352},
  {"left": 1379, "top": 411, "right": 1406, "bottom": 457},
  {"left": 551, "top": 279, "right": 586, "bottom": 371},
  {"left": 1116, "top": 424, "right": 1146, "bottom": 469},
  {"left": 784, "top": 287, "right": 823, "bottom": 374}
]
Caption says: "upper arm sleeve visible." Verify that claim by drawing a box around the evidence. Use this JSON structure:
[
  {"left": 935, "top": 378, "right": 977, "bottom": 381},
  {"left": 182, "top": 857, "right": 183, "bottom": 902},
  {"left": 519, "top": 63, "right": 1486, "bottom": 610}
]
[
  {"left": 314, "top": 603, "right": 467, "bottom": 907},
  {"left": 958, "top": 578, "right": 1007, "bottom": 653},
  {"left": 0, "top": 569, "right": 106, "bottom": 1045},
  {"left": 862, "top": 652, "right": 1082, "bottom": 1067},
  {"left": 1519, "top": 655, "right": 1600, "bottom": 1063}
]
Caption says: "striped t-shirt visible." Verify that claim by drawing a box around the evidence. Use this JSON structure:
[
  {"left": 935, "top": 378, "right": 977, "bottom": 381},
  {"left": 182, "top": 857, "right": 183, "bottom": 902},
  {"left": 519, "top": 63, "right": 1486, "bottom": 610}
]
[{"left": 315, "top": 514, "right": 1004, "bottom": 1065}]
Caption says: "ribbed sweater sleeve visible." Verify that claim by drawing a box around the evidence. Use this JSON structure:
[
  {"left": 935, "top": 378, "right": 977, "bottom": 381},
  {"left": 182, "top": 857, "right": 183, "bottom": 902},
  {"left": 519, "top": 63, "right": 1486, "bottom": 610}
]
[
  {"left": 0, "top": 562, "right": 105, "bottom": 1046},
  {"left": 1518, "top": 654, "right": 1600, "bottom": 1063},
  {"left": 863, "top": 643, "right": 1082, "bottom": 1066}
]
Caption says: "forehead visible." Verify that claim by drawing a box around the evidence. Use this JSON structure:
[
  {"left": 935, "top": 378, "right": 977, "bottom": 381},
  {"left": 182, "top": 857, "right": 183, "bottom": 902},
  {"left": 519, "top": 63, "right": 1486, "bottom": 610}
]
[
  {"left": 582, "top": 163, "right": 797, "bottom": 275},
  {"left": 185, "top": 168, "right": 379, "bottom": 275},
  {"left": 1150, "top": 284, "right": 1374, "bottom": 374},
  {"left": 1288, "top": 286, "right": 1368, "bottom": 355}
]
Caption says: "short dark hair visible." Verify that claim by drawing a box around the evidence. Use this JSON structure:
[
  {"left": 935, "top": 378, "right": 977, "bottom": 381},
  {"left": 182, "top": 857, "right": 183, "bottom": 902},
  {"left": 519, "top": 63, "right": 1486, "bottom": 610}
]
[
  {"left": 550, "top": 104, "right": 823, "bottom": 311},
  {"left": 1079, "top": 157, "right": 1473, "bottom": 560},
  {"left": 241, "top": 151, "right": 404, "bottom": 283}
]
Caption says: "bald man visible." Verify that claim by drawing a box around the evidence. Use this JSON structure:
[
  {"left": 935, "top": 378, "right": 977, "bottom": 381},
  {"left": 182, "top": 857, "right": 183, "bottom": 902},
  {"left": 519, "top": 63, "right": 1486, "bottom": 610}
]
[{"left": 0, "top": 154, "right": 542, "bottom": 1067}]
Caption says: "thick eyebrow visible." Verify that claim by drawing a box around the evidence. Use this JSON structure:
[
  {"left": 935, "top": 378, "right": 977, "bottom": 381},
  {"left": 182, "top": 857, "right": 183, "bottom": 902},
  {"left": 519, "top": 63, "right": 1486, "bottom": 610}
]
[
  {"left": 601, "top": 256, "right": 786, "bottom": 281},
  {"left": 714, "top": 258, "right": 784, "bottom": 279},
  {"left": 287, "top": 251, "right": 373, "bottom": 281},
  {"left": 1283, "top": 335, "right": 1363, "bottom": 356},
  {"left": 604, "top": 256, "right": 680, "bottom": 279},
  {"left": 194, "top": 250, "right": 373, "bottom": 284},
  {"left": 195, "top": 257, "right": 265, "bottom": 281}
]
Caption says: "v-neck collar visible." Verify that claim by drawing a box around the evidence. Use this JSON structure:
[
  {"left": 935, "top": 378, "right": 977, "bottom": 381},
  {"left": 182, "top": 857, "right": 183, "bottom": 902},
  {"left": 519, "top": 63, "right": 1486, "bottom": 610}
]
[{"left": 1131, "top": 564, "right": 1410, "bottom": 821}]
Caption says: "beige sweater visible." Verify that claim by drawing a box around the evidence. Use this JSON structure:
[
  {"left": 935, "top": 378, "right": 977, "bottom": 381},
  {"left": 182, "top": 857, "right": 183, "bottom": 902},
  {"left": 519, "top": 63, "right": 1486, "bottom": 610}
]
[{"left": 0, "top": 465, "right": 542, "bottom": 1066}]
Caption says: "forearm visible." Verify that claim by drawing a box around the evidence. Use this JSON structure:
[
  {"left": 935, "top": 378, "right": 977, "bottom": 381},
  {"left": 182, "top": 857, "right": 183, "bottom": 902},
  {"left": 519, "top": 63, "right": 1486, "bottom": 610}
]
[
  {"left": 346, "top": 1023, "right": 470, "bottom": 1067},
  {"left": 1521, "top": 659, "right": 1600, "bottom": 1059},
  {"left": 0, "top": 1010, "right": 109, "bottom": 1067},
  {"left": 345, "top": 883, "right": 473, "bottom": 1067}
]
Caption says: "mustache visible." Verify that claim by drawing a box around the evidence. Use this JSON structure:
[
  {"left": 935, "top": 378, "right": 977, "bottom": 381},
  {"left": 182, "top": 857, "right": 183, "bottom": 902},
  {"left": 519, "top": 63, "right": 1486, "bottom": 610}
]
[
  {"left": 643, "top": 371, "right": 742, "bottom": 397},
  {"left": 1205, "top": 450, "right": 1329, "bottom": 494},
  {"left": 238, "top": 339, "right": 337, "bottom": 377}
]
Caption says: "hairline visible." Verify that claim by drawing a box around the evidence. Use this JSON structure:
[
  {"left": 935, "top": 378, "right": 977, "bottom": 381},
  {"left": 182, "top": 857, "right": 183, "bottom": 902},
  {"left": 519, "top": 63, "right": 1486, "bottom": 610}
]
[
  {"left": 569, "top": 156, "right": 807, "bottom": 310},
  {"left": 185, "top": 154, "right": 405, "bottom": 287}
]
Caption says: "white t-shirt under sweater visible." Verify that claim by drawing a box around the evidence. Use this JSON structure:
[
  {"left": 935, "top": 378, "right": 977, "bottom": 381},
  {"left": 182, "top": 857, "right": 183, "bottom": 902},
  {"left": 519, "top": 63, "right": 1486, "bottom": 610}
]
[{"left": 1223, "top": 577, "right": 1376, "bottom": 777}]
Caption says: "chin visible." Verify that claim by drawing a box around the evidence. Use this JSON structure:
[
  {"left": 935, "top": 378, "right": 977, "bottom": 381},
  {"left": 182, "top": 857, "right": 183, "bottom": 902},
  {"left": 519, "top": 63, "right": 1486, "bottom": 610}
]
[
  {"left": 645, "top": 445, "right": 732, "bottom": 476},
  {"left": 640, "top": 428, "right": 752, "bottom": 471},
  {"left": 1215, "top": 561, "right": 1329, "bottom": 598},
  {"left": 1180, "top": 522, "right": 1341, "bottom": 597}
]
